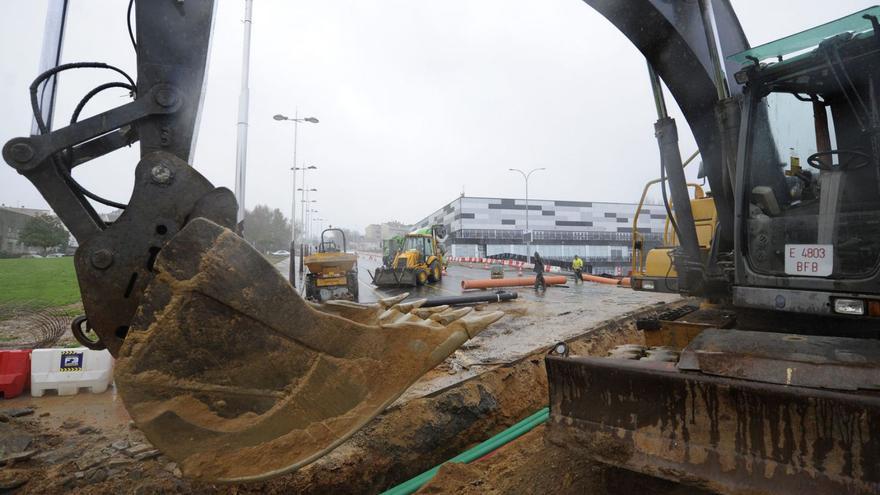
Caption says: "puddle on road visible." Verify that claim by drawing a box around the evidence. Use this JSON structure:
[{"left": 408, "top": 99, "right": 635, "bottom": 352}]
[{"left": 1, "top": 385, "right": 129, "bottom": 430}]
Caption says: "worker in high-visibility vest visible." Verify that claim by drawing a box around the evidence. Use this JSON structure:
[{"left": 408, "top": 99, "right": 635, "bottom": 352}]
[{"left": 571, "top": 255, "right": 584, "bottom": 284}]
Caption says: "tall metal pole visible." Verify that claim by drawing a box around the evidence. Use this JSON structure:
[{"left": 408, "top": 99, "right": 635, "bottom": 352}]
[
  {"left": 288, "top": 111, "right": 299, "bottom": 287},
  {"left": 289, "top": 164, "right": 297, "bottom": 287},
  {"left": 300, "top": 172, "right": 307, "bottom": 245},
  {"left": 525, "top": 178, "right": 530, "bottom": 263},
  {"left": 234, "top": 0, "right": 254, "bottom": 233},
  {"left": 509, "top": 168, "right": 545, "bottom": 264},
  {"left": 275, "top": 109, "right": 320, "bottom": 286},
  {"left": 32, "top": 0, "right": 69, "bottom": 135}
]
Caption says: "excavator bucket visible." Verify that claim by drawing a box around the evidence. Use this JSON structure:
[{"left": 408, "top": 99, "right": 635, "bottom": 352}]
[{"left": 115, "top": 218, "right": 504, "bottom": 482}]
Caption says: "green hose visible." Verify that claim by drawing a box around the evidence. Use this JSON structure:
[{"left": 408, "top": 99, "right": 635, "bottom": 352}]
[{"left": 381, "top": 407, "right": 550, "bottom": 495}]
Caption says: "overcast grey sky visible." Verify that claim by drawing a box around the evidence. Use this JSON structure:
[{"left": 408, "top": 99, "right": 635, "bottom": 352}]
[{"left": 0, "top": 0, "right": 873, "bottom": 231}]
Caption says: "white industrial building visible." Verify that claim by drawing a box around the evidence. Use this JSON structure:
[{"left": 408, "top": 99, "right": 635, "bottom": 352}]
[{"left": 413, "top": 196, "right": 668, "bottom": 273}]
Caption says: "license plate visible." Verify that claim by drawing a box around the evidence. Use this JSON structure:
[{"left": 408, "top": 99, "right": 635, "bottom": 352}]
[
  {"left": 316, "top": 276, "right": 347, "bottom": 287},
  {"left": 784, "top": 244, "right": 832, "bottom": 276}
]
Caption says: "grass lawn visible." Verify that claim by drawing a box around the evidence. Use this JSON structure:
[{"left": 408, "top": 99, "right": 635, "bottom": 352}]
[{"left": 0, "top": 257, "right": 80, "bottom": 308}]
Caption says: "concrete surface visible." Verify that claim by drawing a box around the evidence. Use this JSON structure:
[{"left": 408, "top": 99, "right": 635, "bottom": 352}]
[{"left": 278, "top": 253, "right": 680, "bottom": 402}]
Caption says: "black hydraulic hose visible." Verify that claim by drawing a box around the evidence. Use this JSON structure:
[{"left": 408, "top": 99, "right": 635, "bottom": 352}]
[
  {"left": 59, "top": 81, "right": 138, "bottom": 210},
  {"left": 70, "top": 82, "right": 136, "bottom": 125},
  {"left": 30, "top": 62, "right": 136, "bottom": 134},
  {"left": 422, "top": 291, "right": 517, "bottom": 308},
  {"left": 127, "top": 0, "right": 137, "bottom": 51}
]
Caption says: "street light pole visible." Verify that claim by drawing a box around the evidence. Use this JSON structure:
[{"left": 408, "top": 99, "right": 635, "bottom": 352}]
[
  {"left": 297, "top": 190, "right": 317, "bottom": 243},
  {"left": 509, "top": 167, "right": 546, "bottom": 264},
  {"left": 273, "top": 113, "right": 319, "bottom": 286},
  {"left": 307, "top": 209, "right": 319, "bottom": 241},
  {"left": 234, "top": 0, "right": 254, "bottom": 233}
]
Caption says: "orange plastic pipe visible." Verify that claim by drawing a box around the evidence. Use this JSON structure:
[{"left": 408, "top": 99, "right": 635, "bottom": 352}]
[
  {"left": 581, "top": 274, "right": 627, "bottom": 285},
  {"left": 461, "top": 276, "right": 567, "bottom": 290}
]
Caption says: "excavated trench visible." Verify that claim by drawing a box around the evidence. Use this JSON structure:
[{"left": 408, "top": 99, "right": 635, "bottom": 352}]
[{"left": 242, "top": 299, "right": 686, "bottom": 494}]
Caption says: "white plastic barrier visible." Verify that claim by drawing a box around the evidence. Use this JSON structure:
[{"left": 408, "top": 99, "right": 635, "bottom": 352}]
[{"left": 31, "top": 348, "right": 114, "bottom": 397}]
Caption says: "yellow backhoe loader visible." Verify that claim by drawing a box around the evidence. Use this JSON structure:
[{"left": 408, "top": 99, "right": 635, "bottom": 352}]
[{"left": 371, "top": 225, "right": 446, "bottom": 287}]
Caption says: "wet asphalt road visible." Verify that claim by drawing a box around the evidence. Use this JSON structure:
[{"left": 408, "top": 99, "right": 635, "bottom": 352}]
[{"left": 275, "top": 254, "right": 581, "bottom": 304}]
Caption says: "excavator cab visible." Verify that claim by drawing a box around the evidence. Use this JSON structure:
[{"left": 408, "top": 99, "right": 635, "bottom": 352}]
[{"left": 734, "top": 18, "right": 880, "bottom": 310}]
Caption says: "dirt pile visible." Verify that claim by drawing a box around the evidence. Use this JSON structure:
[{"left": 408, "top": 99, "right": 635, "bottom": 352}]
[{"left": 0, "top": 408, "right": 190, "bottom": 494}]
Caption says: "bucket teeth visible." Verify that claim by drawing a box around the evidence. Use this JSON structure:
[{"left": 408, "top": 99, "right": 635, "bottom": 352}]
[
  {"left": 392, "top": 298, "right": 427, "bottom": 312},
  {"left": 377, "top": 293, "right": 408, "bottom": 308},
  {"left": 411, "top": 305, "right": 449, "bottom": 318},
  {"left": 114, "top": 219, "right": 504, "bottom": 483},
  {"left": 431, "top": 307, "right": 473, "bottom": 325},
  {"left": 316, "top": 300, "right": 380, "bottom": 322}
]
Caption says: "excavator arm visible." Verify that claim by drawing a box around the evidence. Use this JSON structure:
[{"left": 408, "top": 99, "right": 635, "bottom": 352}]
[
  {"left": 3, "top": 0, "right": 226, "bottom": 356},
  {"left": 3, "top": 0, "right": 503, "bottom": 482}
]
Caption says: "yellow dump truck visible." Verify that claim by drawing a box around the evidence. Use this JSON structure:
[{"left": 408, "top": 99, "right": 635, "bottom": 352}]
[{"left": 304, "top": 228, "right": 359, "bottom": 302}]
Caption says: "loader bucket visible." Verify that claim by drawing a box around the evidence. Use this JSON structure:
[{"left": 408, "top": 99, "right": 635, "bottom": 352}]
[
  {"left": 372, "top": 266, "right": 418, "bottom": 287},
  {"left": 115, "top": 218, "right": 503, "bottom": 482}
]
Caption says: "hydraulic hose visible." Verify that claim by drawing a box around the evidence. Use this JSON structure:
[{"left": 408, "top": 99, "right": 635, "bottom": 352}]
[{"left": 423, "top": 291, "right": 518, "bottom": 307}]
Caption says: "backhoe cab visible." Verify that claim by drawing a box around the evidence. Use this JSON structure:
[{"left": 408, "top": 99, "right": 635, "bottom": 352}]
[{"left": 372, "top": 225, "right": 446, "bottom": 287}]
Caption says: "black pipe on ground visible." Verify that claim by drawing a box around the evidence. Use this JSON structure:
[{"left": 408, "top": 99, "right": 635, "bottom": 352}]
[{"left": 423, "top": 291, "right": 517, "bottom": 308}]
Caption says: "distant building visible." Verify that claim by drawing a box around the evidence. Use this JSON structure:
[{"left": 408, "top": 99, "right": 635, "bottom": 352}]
[
  {"left": 365, "top": 221, "right": 411, "bottom": 242},
  {"left": 412, "top": 196, "right": 668, "bottom": 274},
  {"left": 0, "top": 206, "right": 57, "bottom": 255},
  {"left": 381, "top": 221, "right": 410, "bottom": 239},
  {"left": 365, "top": 224, "right": 381, "bottom": 242}
]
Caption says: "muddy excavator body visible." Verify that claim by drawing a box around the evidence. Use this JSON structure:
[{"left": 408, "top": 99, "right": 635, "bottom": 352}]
[{"left": 547, "top": 5, "right": 880, "bottom": 494}]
